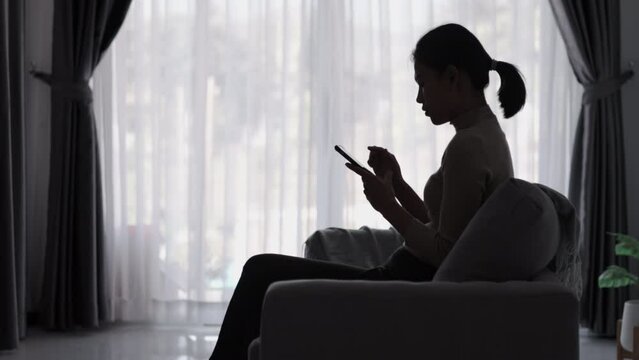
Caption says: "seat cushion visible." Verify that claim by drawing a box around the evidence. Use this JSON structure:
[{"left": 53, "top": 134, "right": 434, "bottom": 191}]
[{"left": 433, "top": 178, "right": 560, "bottom": 282}]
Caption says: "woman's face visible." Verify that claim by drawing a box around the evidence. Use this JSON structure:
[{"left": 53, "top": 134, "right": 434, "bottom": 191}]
[{"left": 414, "top": 61, "right": 456, "bottom": 125}]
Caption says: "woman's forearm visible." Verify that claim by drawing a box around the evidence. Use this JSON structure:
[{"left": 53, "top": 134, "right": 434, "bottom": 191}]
[
  {"left": 380, "top": 202, "right": 447, "bottom": 268},
  {"left": 380, "top": 201, "right": 428, "bottom": 257},
  {"left": 393, "top": 178, "right": 429, "bottom": 224},
  {"left": 380, "top": 201, "right": 416, "bottom": 237}
]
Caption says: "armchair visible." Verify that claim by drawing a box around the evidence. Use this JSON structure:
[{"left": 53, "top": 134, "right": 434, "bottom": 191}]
[{"left": 248, "top": 179, "right": 580, "bottom": 360}]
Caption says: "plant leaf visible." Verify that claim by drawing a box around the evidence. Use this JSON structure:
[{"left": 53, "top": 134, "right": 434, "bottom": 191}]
[
  {"left": 607, "top": 232, "right": 639, "bottom": 260},
  {"left": 598, "top": 265, "right": 639, "bottom": 288}
]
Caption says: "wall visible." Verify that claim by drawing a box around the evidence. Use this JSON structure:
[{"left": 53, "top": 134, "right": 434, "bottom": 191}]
[{"left": 621, "top": 0, "right": 639, "bottom": 299}]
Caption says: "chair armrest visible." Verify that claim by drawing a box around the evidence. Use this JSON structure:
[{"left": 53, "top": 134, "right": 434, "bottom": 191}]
[
  {"left": 303, "top": 226, "right": 404, "bottom": 268},
  {"left": 259, "top": 279, "right": 579, "bottom": 360}
]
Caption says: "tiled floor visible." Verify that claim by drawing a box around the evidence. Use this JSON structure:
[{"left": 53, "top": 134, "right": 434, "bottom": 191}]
[
  {"left": 0, "top": 324, "right": 218, "bottom": 360},
  {"left": 579, "top": 327, "right": 617, "bottom": 360},
  {"left": 0, "top": 324, "right": 616, "bottom": 360}
]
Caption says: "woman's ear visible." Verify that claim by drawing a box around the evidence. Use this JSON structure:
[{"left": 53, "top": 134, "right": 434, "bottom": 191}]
[{"left": 444, "top": 65, "right": 459, "bottom": 87}]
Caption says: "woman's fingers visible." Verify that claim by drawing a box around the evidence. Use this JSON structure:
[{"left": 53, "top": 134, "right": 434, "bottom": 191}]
[
  {"left": 368, "top": 146, "right": 387, "bottom": 168},
  {"left": 368, "top": 146, "right": 392, "bottom": 159},
  {"left": 344, "top": 162, "right": 362, "bottom": 175},
  {"left": 345, "top": 162, "right": 367, "bottom": 177},
  {"left": 368, "top": 146, "right": 388, "bottom": 155}
]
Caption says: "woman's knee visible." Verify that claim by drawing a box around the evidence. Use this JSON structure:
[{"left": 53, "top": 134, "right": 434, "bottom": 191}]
[{"left": 243, "top": 253, "right": 280, "bottom": 274}]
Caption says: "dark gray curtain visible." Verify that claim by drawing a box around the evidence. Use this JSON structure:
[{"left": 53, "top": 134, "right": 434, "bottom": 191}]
[
  {"left": 0, "top": 0, "right": 26, "bottom": 351},
  {"left": 31, "top": 0, "right": 131, "bottom": 330},
  {"left": 549, "top": 0, "right": 634, "bottom": 337}
]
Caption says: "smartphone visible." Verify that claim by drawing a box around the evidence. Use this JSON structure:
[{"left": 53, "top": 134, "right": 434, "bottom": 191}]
[{"left": 334, "top": 145, "right": 367, "bottom": 169}]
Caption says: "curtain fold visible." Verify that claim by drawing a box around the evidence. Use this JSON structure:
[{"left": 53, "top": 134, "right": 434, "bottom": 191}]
[
  {"left": 549, "top": 0, "right": 633, "bottom": 337},
  {"left": 0, "top": 0, "right": 27, "bottom": 350},
  {"left": 33, "top": 0, "right": 131, "bottom": 330}
]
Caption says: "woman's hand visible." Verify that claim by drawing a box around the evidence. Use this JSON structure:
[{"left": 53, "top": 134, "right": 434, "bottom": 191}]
[
  {"left": 344, "top": 162, "right": 397, "bottom": 213},
  {"left": 367, "top": 146, "right": 403, "bottom": 186}
]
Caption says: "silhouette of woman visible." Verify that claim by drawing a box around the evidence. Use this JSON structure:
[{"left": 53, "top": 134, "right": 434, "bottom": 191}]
[{"left": 209, "top": 23, "right": 526, "bottom": 360}]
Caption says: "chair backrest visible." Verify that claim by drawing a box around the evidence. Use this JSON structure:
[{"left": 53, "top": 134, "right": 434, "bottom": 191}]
[{"left": 532, "top": 183, "right": 582, "bottom": 298}]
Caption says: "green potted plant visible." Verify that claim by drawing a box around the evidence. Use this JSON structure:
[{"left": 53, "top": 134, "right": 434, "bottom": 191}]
[{"left": 599, "top": 232, "right": 639, "bottom": 352}]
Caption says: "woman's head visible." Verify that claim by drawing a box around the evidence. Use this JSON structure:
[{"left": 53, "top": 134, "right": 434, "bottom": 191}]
[{"left": 412, "top": 23, "right": 526, "bottom": 123}]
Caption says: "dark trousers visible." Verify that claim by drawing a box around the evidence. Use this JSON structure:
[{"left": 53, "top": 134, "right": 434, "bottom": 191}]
[{"left": 209, "top": 247, "right": 437, "bottom": 360}]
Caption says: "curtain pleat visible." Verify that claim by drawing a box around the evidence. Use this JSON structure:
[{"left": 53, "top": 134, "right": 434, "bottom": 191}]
[
  {"left": 0, "top": 0, "right": 27, "bottom": 350},
  {"left": 35, "top": 0, "right": 132, "bottom": 330},
  {"left": 549, "top": 0, "right": 633, "bottom": 337}
]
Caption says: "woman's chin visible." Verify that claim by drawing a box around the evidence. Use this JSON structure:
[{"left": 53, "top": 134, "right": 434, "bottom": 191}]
[
  {"left": 429, "top": 116, "right": 447, "bottom": 126},
  {"left": 424, "top": 111, "right": 442, "bottom": 125}
]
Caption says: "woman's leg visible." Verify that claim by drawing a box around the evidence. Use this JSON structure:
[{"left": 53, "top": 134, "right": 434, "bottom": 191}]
[
  {"left": 382, "top": 246, "right": 439, "bottom": 282},
  {"left": 209, "top": 254, "right": 379, "bottom": 360}
]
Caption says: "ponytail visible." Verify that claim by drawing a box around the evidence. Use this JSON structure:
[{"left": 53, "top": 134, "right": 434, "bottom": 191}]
[{"left": 493, "top": 60, "right": 526, "bottom": 118}]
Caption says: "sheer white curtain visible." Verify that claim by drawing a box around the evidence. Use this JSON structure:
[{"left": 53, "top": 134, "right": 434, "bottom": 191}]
[{"left": 93, "top": 0, "right": 580, "bottom": 324}]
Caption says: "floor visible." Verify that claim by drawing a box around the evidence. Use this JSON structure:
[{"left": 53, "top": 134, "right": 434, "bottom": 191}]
[{"left": 0, "top": 325, "right": 616, "bottom": 360}]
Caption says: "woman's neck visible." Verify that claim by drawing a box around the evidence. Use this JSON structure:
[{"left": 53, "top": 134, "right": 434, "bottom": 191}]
[
  {"left": 448, "top": 93, "right": 491, "bottom": 131},
  {"left": 449, "top": 92, "right": 487, "bottom": 119}
]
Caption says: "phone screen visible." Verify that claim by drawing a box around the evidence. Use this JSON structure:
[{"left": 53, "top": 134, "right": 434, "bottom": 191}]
[{"left": 334, "top": 145, "right": 367, "bottom": 169}]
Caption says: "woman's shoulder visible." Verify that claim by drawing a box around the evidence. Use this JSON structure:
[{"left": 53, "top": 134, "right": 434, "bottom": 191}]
[
  {"left": 445, "top": 118, "right": 508, "bottom": 159},
  {"left": 444, "top": 132, "right": 486, "bottom": 161},
  {"left": 440, "top": 134, "right": 488, "bottom": 175},
  {"left": 443, "top": 123, "right": 512, "bottom": 178}
]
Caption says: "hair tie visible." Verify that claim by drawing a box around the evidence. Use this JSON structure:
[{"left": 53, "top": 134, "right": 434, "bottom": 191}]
[{"left": 490, "top": 59, "right": 498, "bottom": 71}]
